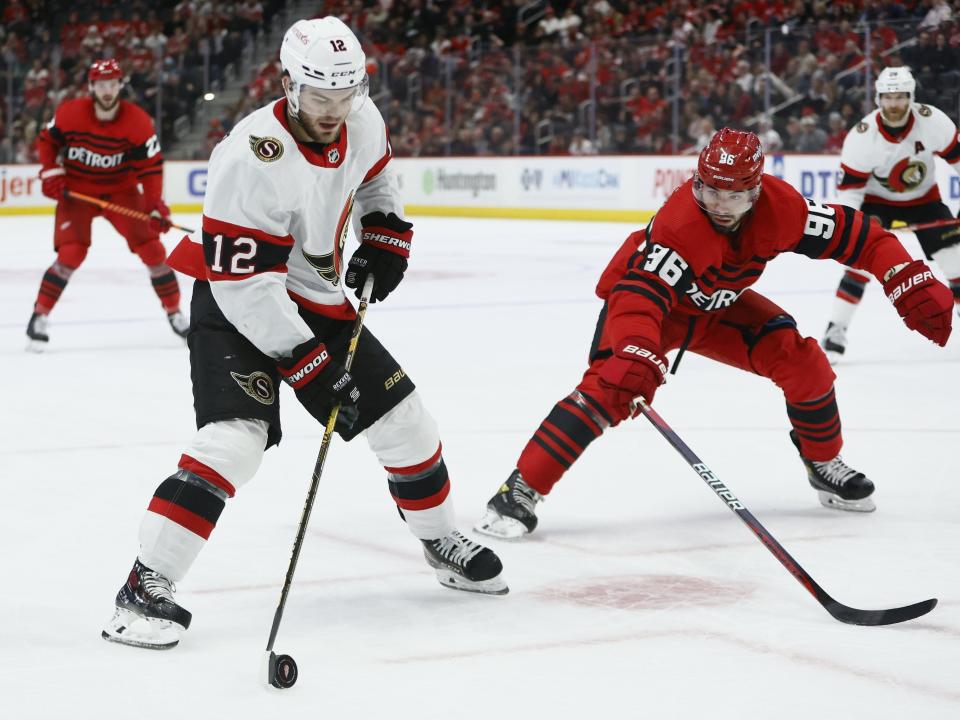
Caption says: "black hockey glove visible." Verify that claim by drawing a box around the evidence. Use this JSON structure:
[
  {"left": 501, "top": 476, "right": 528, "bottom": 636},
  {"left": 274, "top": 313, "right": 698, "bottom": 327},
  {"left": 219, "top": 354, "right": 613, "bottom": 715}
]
[
  {"left": 345, "top": 211, "right": 413, "bottom": 303},
  {"left": 277, "top": 338, "right": 360, "bottom": 432}
]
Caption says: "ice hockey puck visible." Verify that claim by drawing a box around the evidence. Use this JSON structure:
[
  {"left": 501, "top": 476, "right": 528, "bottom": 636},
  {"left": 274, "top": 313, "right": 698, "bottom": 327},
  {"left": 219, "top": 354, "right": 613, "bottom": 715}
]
[{"left": 270, "top": 653, "right": 298, "bottom": 689}]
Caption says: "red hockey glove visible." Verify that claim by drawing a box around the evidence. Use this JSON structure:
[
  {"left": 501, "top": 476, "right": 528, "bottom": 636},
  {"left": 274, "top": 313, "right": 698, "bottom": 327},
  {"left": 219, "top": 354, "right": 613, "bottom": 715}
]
[
  {"left": 598, "top": 338, "right": 669, "bottom": 414},
  {"left": 39, "top": 166, "right": 66, "bottom": 200},
  {"left": 883, "top": 260, "right": 953, "bottom": 347},
  {"left": 277, "top": 338, "right": 360, "bottom": 432},
  {"left": 148, "top": 198, "right": 173, "bottom": 233},
  {"left": 345, "top": 211, "right": 412, "bottom": 303}
]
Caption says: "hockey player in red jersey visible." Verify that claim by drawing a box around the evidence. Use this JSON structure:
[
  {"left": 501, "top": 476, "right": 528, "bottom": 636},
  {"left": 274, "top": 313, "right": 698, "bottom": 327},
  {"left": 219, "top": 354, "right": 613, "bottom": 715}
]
[
  {"left": 821, "top": 67, "right": 960, "bottom": 363},
  {"left": 27, "top": 58, "right": 185, "bottom": 351},
  {"left": 476, "top": 128, "right": 953, "bottom": 540},
  {"left": 101, "top": 18, "right": 506, "bottom": 651}
]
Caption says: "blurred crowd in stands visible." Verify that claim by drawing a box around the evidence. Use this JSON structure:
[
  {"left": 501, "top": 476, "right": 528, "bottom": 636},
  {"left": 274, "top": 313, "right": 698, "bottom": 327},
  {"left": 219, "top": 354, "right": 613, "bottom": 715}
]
[
  {"left": 3, "top": 0, "right": 960, "bottom": 162},
  {"left": 0, "top": 0, "right": 285, "bottom": 162}
]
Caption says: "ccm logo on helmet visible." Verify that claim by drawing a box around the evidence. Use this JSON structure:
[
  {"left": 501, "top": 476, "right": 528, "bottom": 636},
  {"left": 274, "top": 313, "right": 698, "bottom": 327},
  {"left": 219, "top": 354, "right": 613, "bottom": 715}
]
[
  {"left": 887, "top": 270, "right": 934, "bottom": 302},
  {"left": 621, "top": 345, "right": 668, "bottom": 375}
]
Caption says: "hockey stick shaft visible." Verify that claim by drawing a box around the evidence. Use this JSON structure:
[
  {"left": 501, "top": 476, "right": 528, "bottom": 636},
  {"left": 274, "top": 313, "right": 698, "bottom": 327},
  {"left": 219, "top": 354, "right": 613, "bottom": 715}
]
[
  {"left": 892, "top": 217, "right": 960, "bottom": 233},
  {"left": 637, "top": 398, "right": 936, "bottom": 626},
  {"left": 66, "top": 190, "right": 196, "bottom": 233},
  {"left": 265, "top": 274, "right": 375, "bottom": 653}
]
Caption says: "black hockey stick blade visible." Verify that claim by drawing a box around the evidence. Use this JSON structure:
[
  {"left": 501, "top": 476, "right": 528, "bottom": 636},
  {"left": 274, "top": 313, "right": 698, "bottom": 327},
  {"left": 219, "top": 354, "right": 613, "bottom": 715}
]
[
  {"left": 822, "top": 597, "right": 937, "bottom": 626},
  {"left": 637, "top": 399, "right": 938, "bottom": 627}
]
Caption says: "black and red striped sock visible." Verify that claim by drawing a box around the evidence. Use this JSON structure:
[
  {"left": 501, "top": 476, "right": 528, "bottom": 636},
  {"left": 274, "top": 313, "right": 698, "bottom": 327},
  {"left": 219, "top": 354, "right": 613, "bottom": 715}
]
[
  {"left": 517, "top": 390, "right": 611, "bottom": 495},
  {"left": 787, "top": 387, "right": 842, "bottom": 462}
]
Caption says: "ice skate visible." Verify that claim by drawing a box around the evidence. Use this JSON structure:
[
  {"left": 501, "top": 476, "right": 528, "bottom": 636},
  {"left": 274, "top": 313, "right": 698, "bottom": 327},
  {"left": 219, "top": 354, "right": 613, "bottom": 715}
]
[
  {"left": 790, "top": 431, "right": 875, "bottom": 512},
  {"left": 102, "top": 559, "right": 192, "bottom": 650},
  {"left": 820, "top": 322, "right": 847, "bottom": 365},
  {"left": 167, "top": 311, "right": 189, "bottom": 340},
  {"left": 26, "top": 312, "right": 49, "bottom": 352},
  {"left": 475, "top": 469, "right": 542, "bottom": 539},
  {"left": 422, "top": 530, "right": 508, "bottom": 595}
]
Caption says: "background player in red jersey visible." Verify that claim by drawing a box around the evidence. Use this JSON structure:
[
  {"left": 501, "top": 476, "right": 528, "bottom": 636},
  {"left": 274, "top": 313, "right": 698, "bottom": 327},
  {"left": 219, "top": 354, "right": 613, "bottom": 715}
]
[
  {"left": 26, "top": 58, "right": 186, "bottom": 351},
  {"left": 475, "top": 128, "right": 953, "bottom": 538}
]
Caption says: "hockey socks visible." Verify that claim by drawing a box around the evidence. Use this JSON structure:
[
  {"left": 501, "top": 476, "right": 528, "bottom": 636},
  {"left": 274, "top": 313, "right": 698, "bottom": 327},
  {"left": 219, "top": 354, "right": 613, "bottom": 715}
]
[
  {"left": 829, "top": 269, "right": 870, "bottom": 326},
  {"left": 786, "top": 387, "right": 842, "bottom": 462},
  {"left": 148, "top": 264, "right": 182, "bottom": 314},
  {"left": 138, "top": 461, "right": 233, "bottom": 582},
  {"left": 34, "top": 261, "right": 75, "bottom": 314},
  {"left": 517, "top": 390, "right": 610, "bottom": 495},
  {"left": 386, "top": 446, "right": 455, "bottom": 540}
]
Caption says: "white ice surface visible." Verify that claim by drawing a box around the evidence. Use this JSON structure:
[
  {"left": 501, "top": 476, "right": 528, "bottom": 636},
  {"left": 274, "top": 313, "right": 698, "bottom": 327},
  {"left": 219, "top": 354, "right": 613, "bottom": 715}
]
[{"left": 1, "top": 213, "right": 958, "bottom": 719}]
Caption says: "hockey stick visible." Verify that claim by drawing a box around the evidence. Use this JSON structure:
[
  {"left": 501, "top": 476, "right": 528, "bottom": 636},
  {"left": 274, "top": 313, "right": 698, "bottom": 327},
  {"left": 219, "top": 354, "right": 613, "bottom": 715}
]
[
  {"left": 65, "top": 190, "right": 196, "bottom": 233},
  {"left": 891, "top": 217, "right": 960, "bottom": 233},
  {"left": 636, "top": 398, "right": 937, "bottom": 626},
  {"left": 263, "top": 273, "right": 376, "bottom": 689}
]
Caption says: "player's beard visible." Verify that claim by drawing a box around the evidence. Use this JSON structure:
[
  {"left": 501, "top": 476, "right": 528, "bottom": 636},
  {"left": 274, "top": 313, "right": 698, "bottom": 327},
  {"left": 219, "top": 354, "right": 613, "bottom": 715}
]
[
  {"left": 880, "top": 105, "right": 909, "bottom": 126},
  {"left": 291, "top": 111, "right": 343, "bottom": 145},
  {"left": 93, "top": 94, "right": 120, "bottom": 113}
]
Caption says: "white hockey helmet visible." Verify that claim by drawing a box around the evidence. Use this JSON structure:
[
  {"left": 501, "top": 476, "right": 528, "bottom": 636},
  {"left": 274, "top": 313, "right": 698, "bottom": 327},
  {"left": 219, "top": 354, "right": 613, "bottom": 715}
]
[
  {"left": 280, "top": 17, "right": 368, "bottom": 114},
  {"left": 874, "top": 66, "right": 915, "bottom": 106}
]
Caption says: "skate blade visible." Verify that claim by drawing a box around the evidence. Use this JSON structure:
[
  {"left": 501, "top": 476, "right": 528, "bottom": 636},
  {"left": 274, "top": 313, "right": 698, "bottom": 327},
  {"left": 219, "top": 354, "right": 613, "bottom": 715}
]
[
  {"left": 473, "top": 509, "right": 529, "bottom": 540},
  {"left": 101, "top": 607, "right": 183, "bottom": 650},
  {"left": 25, "top": 339, "right": 48, "bottom": 353},
  {"left": 432, "top": 567, "right": 509, "bottom": 596},
  {"left": 817, "top": 490, "right": 876, "bottom": 513}
]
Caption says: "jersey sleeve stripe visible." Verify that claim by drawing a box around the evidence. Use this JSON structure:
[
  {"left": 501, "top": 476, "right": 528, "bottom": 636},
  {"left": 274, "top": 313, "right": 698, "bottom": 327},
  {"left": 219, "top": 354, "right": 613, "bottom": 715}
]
[
  {"left": 609, "top": 283, "right": 670, "bottom": 316},
  {"left": 621, "top": 269, "right": 676, "bottom": 300},
  {"left": 205, "top": 265, "right": 288, "bottom": 282},
  {"left": 839, "top": 163, "right": 870, "bottom": 179},
  {"left": 839, "top": 213, "right": 871, "bottom": 266},
  {"left": 937, "top": 133, "right": 960, "bottom": 163},
  {"left": 362, "top": 146, "right": 392, "bottom": 184},
  {"left": 203, "top": 216, "right": 294, "bottom": 246}
]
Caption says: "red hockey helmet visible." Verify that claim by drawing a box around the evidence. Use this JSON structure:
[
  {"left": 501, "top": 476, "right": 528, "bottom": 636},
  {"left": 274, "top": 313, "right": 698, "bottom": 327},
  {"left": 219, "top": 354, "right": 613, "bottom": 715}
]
[
  {"left": 693, "top": 128, "right": 764, "bottom": 229},
  {"left": 696, "top": 128, "right": 764, "bottom": 191},
  {"left": 88, "top": 58, "right": 124, "bottom": 84}
]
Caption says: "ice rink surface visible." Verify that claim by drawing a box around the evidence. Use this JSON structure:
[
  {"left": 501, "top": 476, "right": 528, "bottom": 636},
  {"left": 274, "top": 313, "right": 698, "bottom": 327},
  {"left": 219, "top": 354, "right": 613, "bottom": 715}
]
[{"left": 1, "top": 212, "right": 958, "bottom": 719}]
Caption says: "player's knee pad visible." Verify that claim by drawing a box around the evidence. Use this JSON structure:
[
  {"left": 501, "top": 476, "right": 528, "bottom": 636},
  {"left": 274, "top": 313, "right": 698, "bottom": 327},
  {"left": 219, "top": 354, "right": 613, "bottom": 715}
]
[
  {"left": 135, "top": 239, "right": 167, "bottom": 266},
  {"left": 56, "top": 243, "right": 87, "bottom": 269},
  {"left": 932, "top": 243, "right": 960, "bottom": 281},
  {"left": 179, "top": 418, "right": 270, "bottom": 495},
  {"left": 364, "top": 392, "right": 440, "bottom": 469},
  {"left": 751, "top": 320, "right": 835, "bottom": 399}
]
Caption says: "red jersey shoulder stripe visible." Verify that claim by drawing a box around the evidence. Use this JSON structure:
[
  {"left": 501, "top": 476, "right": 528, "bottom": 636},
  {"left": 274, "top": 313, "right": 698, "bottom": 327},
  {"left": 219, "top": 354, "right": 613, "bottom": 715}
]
[{"left": 202, "top": 215, "right": 294, "bottom": 246}]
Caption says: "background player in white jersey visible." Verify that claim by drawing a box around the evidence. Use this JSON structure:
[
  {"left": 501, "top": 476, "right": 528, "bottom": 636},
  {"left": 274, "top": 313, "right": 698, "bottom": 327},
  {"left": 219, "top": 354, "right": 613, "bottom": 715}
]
[
  {"left": 101, "top": 17, "right": 506, "bottom": 651},
  {"left": 821, "top": 66, "right": 960, "bottom": 362}
]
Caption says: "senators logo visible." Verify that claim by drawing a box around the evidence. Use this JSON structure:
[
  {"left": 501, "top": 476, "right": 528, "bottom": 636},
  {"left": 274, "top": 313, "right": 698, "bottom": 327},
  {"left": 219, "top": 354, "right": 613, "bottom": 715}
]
[
  {"left": 230, "top": 371, "right": 276, "bottom": 405},
  {"left": 302, "top": 191, "right": 354, "bottom": 285},
  {"left": 876, "top": 157, "right": 926, "bottom": 193},
  {"left": 249, "top": 135, "right": 284, "bottom": 162}
]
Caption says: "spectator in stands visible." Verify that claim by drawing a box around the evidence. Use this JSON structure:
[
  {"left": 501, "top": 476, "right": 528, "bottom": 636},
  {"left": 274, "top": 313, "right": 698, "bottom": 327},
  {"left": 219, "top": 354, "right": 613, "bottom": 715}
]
[
  {"left": 795, "top": 114, "right": 828, "bottom": 152},
  {"left": 824, "top": 111, "right": 846, "bottom": 152},
  {"left": 756, "top": 115, "right": 783, "bottom": 153},
  {"left": 569, "top": 128, "right": 597, "bottom": 154}
]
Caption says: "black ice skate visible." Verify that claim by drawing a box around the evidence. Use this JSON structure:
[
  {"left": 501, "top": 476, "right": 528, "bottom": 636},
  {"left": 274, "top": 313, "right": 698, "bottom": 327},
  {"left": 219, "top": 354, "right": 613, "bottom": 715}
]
[
  {"left": 790, "top": 431, "right": 875, "bottom": 512},
  {"left": 821, "top": 322, "right": 847, "bottom": 365},
  {"left": 167, "top": 311, "right": 189, "bottom": 340},
  {"left": 474, "top": 469, "right": 542, "bottom": 539},
  {"left": 102, "top": 559, "right": 192, "bottom": 650},
  {"left": 26, "top": 312, "right": 49, "bottom": 353},
  {"left": 422, "top": 531, "right": 508, "bottom": 595}
]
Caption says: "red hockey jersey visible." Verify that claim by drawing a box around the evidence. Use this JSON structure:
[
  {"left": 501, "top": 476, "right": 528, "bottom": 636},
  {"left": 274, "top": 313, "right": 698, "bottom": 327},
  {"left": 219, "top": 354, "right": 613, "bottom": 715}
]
[
  {"left": 597, "top": 174, "right": 913, "bottom": 349},
  {"left": 35, "top": 97, "right": 163, "bottom": 200}
]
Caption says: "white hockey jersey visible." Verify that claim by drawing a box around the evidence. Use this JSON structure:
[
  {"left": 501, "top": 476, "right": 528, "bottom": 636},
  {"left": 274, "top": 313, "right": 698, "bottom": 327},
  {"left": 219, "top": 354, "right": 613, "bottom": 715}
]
[
  {"left": 168, "top": 98, "right": 401, "bottom": 358},
  {"left": 836, "top": 103, "right": 960, "bottom": 209}
]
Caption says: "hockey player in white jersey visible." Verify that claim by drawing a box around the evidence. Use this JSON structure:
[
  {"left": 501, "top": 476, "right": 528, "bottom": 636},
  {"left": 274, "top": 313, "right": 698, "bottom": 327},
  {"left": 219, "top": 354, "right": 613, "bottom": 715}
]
[
  {"left": 102, "top": 17, "right": 506, "bottom": 651},
  {"left": 821, "top": 66, "right": 960, "bottom": 362}
]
